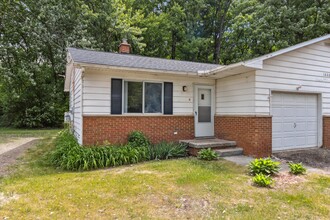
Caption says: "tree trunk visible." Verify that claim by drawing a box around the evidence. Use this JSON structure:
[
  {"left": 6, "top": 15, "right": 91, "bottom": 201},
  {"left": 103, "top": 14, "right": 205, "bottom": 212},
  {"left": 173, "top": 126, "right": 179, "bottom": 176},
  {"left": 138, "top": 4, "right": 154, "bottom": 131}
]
[
  {"left": 212, "top": 0, "right": 232, "bottom": 64},
  {"left": 171, "top": 31, "right": 177, "bottom": 59}
]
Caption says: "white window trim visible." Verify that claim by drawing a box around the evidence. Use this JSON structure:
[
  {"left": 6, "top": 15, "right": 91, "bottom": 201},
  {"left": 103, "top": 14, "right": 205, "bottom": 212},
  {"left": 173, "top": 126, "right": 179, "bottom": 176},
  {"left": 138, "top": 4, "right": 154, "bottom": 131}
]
[{"left": 122, "top": 80, "right": 164, "bottom": 115}]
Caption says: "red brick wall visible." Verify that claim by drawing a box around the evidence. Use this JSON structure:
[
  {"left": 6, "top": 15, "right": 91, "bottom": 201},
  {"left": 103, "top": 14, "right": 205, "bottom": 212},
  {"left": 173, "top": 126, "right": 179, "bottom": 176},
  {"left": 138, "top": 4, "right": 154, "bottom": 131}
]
[
  {"left": 323, "top": 116, "right": 330, "bottom": 149},
  {"left": 83, "top": 116, "right": 194, "bottom": 145},
  {"left": 215, "top": 116, "right": 272, "bottom": 157}
]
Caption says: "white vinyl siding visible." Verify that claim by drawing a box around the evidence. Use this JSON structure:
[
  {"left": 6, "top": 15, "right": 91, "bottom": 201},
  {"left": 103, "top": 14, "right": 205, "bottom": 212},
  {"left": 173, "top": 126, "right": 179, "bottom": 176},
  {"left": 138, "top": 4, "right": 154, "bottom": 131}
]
[
  {"left": 216, "top": 71, "right": 256, "bottom": 115},
  {"left": 255, "top": 40, "right": 330, "bottom": 115},
  {"left": 82, "top": 68, "right": 215, "bottom": 115},
  {"left": 71, "top": 68, "right": 83, "bottom": 144}
]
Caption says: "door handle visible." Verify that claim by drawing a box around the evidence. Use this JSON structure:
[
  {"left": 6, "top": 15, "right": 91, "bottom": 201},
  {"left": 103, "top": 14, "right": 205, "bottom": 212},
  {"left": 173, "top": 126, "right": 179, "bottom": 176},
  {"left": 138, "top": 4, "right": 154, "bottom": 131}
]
[
  {"left": 293, "top": 122, "right": 297, "bottom": 128},
  {"left": 195, "top": 111, "right": 197, "bottom": 116}
]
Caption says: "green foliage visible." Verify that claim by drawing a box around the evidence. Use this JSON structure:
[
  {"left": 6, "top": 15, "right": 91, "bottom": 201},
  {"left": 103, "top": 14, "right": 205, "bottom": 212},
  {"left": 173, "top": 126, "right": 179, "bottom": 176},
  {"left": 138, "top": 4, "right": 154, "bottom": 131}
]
[
  {"left": 50, "top": 130, "right": 188, "bottom": 171},
  {"left": 1, "top": 0, "right": 329, "bottom": 128},
  {"left": 197, "top": 148, "right": 218, "bottom": 161},
  {"left": 248, "top": 158, "right": 280, "bottom": 176},
  {"left": 252, "top": 173, "right": 274, "bottom": 187},
  {"left": 148, "top": 142, "right": 187, "bottom": 160},
  {"left": 50, "top": 129, "right": 149, "bottom": 171},
  {"left": 289, "top": 162, "right": 307, "bottom": 175},
  {"left": 127, "top": 131, "right": 150, "bottom": 147}
]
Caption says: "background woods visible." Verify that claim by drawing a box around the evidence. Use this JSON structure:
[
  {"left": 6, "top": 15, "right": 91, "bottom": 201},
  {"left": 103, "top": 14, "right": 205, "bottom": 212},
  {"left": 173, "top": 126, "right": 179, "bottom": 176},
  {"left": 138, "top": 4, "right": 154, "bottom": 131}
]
[{"left": 0, "top": 0, "right": 329, "bottom": 128}]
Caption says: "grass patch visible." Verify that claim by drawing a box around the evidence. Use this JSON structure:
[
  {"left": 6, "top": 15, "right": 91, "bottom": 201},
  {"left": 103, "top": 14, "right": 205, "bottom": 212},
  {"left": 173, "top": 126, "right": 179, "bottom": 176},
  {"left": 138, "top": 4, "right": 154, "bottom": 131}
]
[
  {"left": 0, "top": 131, "right": 329, "bottom": 219},
  {"left": 0, "top": 127, "right": 60, "bottom": 138}
]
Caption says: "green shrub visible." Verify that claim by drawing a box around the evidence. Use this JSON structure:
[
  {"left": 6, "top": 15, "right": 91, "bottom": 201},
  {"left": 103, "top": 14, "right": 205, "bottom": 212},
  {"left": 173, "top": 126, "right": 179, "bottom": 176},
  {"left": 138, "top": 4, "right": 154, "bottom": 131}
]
[
  {"left": 148, "top": 142, "right": 187, "bottom": 160},
  {"left": 50, "top": 130, "right": 188, "bottom": 171},
  {"left": 289, "top": 162, "right": 306, "bottom": 175},
  {"left": 252, "top": 173, "right": 273, "bottom": 187},
  {"left": 197, "top": 148, "right": 218, "bottom": 161},
  {"left": 248, "top": 158, "right": 280, "bottom": 176},
  {"left": 128, "top": 131, "right": 150, "bottom": 147},
  {"left": 50, "top": 129, "right": 149, "bottom": 171}
]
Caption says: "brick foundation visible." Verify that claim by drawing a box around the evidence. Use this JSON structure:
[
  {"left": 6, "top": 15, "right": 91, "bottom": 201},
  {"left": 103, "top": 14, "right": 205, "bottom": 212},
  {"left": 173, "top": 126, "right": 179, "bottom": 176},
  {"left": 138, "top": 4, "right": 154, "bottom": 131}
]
[
  {"left": 323, "top": 116, "right": 330, "bottom": 149},
  {"left": 83, "top": 116, "right": 194, "bottom": 145},
  {"left": 215, "top": 116, "right": 272, "bottom": 158}
]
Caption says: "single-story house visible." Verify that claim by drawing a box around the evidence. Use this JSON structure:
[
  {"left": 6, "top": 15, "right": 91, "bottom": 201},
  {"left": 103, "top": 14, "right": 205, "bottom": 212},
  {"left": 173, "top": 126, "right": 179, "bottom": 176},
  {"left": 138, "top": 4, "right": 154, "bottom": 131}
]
[{"left": 65, "top": 35, "right": 330, "bottom": 157}]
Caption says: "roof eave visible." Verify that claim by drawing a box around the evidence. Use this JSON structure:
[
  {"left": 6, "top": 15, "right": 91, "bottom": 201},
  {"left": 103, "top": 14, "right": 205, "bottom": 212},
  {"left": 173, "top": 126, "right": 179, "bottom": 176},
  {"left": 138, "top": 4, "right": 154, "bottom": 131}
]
[
  {"left": 73, "top": 61, "right": 205, "bottom": 77},
  {"left": 64, "top": 52, "right": 73, "bottom": 92}
]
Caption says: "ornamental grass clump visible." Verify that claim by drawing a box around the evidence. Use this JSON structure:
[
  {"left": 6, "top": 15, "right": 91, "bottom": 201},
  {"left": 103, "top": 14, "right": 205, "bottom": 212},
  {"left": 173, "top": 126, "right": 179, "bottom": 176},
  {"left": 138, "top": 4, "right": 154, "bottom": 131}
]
[
  {"left": 148, "top": 142, "right": 187, "bottom": 160},
  {"left": 50, "top": 129, "right": 149, "bottom": 171}
]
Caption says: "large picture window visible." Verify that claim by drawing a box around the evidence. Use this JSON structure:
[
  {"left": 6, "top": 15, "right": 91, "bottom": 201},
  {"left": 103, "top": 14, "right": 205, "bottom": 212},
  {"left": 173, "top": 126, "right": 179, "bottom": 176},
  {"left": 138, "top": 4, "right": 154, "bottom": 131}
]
[{"left": 124, "top": 81, "right": 163, "bottom": 113}]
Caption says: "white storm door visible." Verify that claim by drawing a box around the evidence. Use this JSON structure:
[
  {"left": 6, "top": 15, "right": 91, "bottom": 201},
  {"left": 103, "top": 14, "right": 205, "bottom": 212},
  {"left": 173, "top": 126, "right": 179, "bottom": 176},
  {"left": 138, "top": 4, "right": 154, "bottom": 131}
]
[{"left": 194, "top": 85, "right": 214, "bottom": 137}]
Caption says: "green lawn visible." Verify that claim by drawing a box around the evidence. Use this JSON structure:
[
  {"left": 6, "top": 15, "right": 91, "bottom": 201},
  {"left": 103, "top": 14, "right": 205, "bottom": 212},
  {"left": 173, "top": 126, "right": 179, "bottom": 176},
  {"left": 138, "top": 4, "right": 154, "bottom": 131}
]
[
  {"left": 0, "top": 128, "right": 60, "bottom": 144},
  {"left": 0, "top": 132, "right": 329, "bottom": 219}
]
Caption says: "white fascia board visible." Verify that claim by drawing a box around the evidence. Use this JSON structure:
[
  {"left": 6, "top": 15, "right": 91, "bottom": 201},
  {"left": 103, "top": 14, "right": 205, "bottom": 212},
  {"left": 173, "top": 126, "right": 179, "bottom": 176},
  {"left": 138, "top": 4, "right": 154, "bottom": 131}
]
[
  {"left": 246, "top": 34, "right": 330, "bottom": 63},
  {"left": 73, "top": 62, "right": 203, "bottom": 77}
]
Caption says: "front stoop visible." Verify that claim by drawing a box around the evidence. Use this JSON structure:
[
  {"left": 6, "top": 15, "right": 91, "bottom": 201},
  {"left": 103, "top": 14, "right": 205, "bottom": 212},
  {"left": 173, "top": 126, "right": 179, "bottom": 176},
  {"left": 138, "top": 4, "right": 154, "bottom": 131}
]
[
  {"left": 214, "top": 148, "right": 244, "bottom": 157},
  {"left": 180, "top": 138, "right": 243, "bottom": 157}
]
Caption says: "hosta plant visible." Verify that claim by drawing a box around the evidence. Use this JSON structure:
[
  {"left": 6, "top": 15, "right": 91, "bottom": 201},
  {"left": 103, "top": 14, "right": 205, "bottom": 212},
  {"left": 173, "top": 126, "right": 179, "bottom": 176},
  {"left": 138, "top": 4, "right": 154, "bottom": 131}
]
[
  {"left": 248, "top": 157, "right": 280, "bottom": 176},
  {"left": 289, "top": 162, "right": 306, "bottom": 175},
  {"left": 252, "top": 173, "right": 274, "bottom": 187},
  {"left": 197, "top": 148, "right": 218, "bottom": 161}
]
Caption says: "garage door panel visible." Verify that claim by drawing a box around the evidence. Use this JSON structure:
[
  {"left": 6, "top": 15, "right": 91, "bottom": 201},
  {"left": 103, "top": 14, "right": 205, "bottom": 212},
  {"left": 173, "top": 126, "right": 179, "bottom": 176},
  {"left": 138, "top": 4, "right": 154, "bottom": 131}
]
[
  {"left": 272, "top": 138, "right": 282, "bottom": 149},
  {"left": 283, "top": 137, "right": 296, "bottom": 147},
  {"left": 295, "top": 108, "right": 306, "bottom": 117},
  {"left": 272, "top": 92, "right": 318, "bottom": 151},
  {"left": 307, "top": 122, "right": 317, "bottom": 131},
  {"left": 272, "top": 123, "right": 282, "bottom": 132},
  {"left": 296, "top": 136, "right": 307, "bottom": 146},
  {"left": 307, "top": 136, "right": 318, "bottom": 145},
  {"left": 283, "top": 123, "right": 295, "bottom": 132}
]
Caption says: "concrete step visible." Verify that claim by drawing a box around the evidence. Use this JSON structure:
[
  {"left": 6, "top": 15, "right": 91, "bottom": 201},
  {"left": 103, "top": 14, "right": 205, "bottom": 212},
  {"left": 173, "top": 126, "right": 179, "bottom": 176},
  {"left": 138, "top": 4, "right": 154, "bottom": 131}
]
[
  {"left": 180, "top": 138, "right": 236, "bottom": 149},
  {"left": 214, "top": 147, "right": 244, "bottom": 157}
]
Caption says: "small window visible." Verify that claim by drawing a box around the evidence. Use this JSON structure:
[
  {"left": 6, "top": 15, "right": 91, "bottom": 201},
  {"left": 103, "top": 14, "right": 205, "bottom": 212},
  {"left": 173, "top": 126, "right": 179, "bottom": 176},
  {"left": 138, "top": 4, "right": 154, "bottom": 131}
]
[{"left": 124, "top": 81, "right": 163, "bottom": 113}]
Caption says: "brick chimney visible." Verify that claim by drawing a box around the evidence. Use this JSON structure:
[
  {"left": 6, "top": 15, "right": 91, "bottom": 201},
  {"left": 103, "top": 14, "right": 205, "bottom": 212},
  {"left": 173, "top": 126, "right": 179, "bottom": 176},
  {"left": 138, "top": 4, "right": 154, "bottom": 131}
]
[{"left": 119, "top": 38, "right": 131, "bottom": 54}]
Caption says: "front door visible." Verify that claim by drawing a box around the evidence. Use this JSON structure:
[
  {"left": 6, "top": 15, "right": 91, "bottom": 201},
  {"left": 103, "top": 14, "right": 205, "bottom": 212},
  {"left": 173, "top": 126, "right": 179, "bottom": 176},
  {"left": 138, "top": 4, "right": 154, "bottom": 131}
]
[{"left": 194, "top": 85, "right": 214, "bottom": 137}]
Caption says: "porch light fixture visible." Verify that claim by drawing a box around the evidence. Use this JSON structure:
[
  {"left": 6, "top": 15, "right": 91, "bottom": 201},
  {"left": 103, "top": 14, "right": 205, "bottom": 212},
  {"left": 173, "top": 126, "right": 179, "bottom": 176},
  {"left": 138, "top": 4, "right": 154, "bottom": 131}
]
[{"left": 182, "top": 86, "right": 187, "bottom": 92}]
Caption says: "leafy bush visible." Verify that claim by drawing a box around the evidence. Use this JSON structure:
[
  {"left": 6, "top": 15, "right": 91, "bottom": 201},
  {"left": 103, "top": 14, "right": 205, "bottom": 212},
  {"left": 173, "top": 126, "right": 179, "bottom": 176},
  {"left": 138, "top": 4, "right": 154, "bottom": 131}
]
[
  {"left": 128, "top": 131, "right": 150, "bottom": 147},
  {"left": 148, "top": 142, "right": 187, "bottom": 160},
  {"left": 252, "top": 173, "right": 273, "bottom": 187},
  {"left": 50, "top": 130, "right": 188, "bottom": 171},
  {"left": 50, "top": 130, "right": 149, "bottom": 171},
  {"left": 248, "top": 158, "right": 280, "bottom": 176},
  {"left": 197, "top": 148, "right": 218, "bottom": 161},
  {"left": 289, "top": 162, "right": 306, "bottom": 175}
]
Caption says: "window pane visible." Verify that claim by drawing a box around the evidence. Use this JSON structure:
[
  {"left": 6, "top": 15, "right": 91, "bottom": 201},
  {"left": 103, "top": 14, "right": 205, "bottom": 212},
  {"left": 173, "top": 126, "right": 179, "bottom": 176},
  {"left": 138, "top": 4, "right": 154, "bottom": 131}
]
[
  {"left": 125, "top": 81, "right": 142, "bottom": 113},
  {"left": 145, "top": 82, "right": 162, "bottom": 113}
]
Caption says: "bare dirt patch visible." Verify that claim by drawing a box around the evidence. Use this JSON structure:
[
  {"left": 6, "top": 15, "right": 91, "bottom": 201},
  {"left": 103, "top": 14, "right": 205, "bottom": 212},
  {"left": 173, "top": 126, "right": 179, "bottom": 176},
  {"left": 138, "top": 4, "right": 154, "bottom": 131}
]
[
  {"left": 0, "top": 192, "right": 19, "bottom": 207},
  {"left": 273, "top": 172, "right": 306, "bottom": 189},
  {"left": 0, "top": 139, "right": 39, "bottom": 176},
  {"left": 273, "top": 148, "right": 330, "bottom": 170}
]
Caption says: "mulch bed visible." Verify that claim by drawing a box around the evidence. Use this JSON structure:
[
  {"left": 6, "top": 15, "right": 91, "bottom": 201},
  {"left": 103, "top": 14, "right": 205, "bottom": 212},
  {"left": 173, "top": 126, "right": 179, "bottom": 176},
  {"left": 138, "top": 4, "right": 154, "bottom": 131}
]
[{"left": 273, "top": 148, "right": 330, "bottom": 169}]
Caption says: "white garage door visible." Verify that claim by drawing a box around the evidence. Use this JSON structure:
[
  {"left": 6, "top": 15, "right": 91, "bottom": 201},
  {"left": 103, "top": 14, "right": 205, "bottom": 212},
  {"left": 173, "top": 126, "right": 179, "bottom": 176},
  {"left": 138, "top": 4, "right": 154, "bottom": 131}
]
[{"left": 272, "top": 92, "right": 318, "bottom": 151}]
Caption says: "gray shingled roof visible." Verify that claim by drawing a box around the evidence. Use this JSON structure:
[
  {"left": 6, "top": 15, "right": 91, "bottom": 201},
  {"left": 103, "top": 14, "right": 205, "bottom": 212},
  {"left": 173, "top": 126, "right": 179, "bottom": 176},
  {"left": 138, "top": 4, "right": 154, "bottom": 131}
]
[{"left": 68, "top": 47, "right": 221, "bottom": 73}]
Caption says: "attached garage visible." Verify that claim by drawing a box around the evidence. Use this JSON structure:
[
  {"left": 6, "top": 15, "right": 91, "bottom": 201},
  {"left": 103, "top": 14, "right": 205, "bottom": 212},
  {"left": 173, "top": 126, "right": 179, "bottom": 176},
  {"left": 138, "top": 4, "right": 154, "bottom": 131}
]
[{"left": 272, "top": 92, "right": 319, "bottom": 151}]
